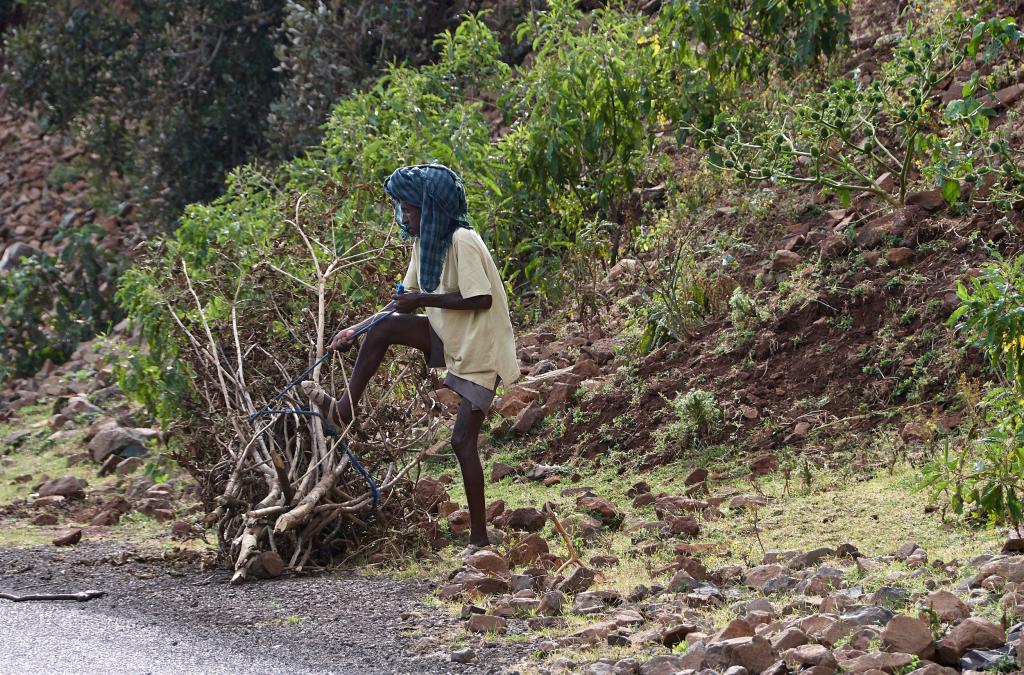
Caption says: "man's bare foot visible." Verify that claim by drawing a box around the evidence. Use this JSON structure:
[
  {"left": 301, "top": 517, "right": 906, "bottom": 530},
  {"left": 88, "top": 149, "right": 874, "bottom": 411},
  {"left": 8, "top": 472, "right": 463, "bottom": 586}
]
[{"left": 300, "top": 381, "right": 355, "bottom": 428}]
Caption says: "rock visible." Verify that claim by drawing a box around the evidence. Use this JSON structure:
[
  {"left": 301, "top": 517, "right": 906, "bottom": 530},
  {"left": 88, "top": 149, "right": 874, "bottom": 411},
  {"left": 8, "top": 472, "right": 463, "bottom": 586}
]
[
  {"left": 88, "top": 426, "right": 148, "bottom": 462},
  {"left": 512, "top": 401, "right": 544, "bottom": 434},
  {"left": 662, "top": 623, "right": 699, "bottom": 648},
  {"left": 654, "top": 495, "right": 709, "bottom": 518},
  {"left": 705, "top": 635, "right": 776, "bottom": 673},
  {"left": 868, "top": 586, "right": 910, "bottom": 609},
  {"left": 114, "top": 457, "right": 145, "bottom": 476},
  {"left": 577, "top": 496, "right": 624, "bottom": 528},
  {"left": 750, "top": 454, "right": 779, "bottom": 476},
  {"left": 711, "top": 618, "right": 755, "bottom": 642},
  {"left": 885, "top": 247, "right": 914, "bottom": 267},
  {"left": 0, "top": 242, "right": 40, "bottom": 272},
  {"left": 558, "top": 566, "right": 596, "bottom": 594},
  {"left": 32, "top": 495, "right": 65, "bottom": 508},
  {"left": 960, "top": 648, "right": 1011, "bottom": 672},
  {"left": 539, "top": 590, "right": 565, "bottom": 616},
  {"left": 773, "top": 250, "right": 803, "bottom": 270},
  {"left": 51, "top": 528, "right": 82, "bottom": 546},
  {"left": 246, "top": 551, "right": 284, "bottom": 579},
  {"left": 730, "top": 494, "right": 769, "bottom": 510},
  {"left": 821, "top": 233, "right": 852, "bottom": 259},
  {"left": 494, "top": 386, "right": 539, "bottom": 418},
  {"left": 882, "top": 615, "right": 934, "bottom": 658},
  {"left": 665, "top": 514, "right": 701, "bottom": 537},
  {"left": 453, "top": 570, "right": 509, "bottom": 595},
  {"left": 413, "top": 477, "right": 449, "bottom": 513},
  {"left": 90, "top": 510, "right": 120, "bottom": 526},
  {"left": 639, "top": 654, "right": 702, "bottom": 675},
  {"left": 841, "top": 605, "right": 896, "bottom": 627},
  {"left": 37, "top": 475, "right": 86, "bottom": 499},
  {"left": 465, "top": 550, "right": 509, "bottom": 577},
  {"left": 466, "top": 613, "right": 507, "bottom": 634},
  {"left": 490, "top": 462, "right": 517, "bottom": 482},
  {"left": 31, "top": 513, "right": 58, "bottom": 526},
  {"left": 782, "top": 643, "right": 837, "bottom": 669},
  {"left": 935, "top": 618, "right": 1004, "bottom": 665},
  {"left": 788, "top": 547, "right": 835, "bottom": 570},
  {"left": 801, "top": 567, "right": 846, "bottom": 596},
  {"left": 744, "top": 564, "right": 784, "bottom": 590},
  {"left": 685, "top": 468, "right": 709, "bottom": 485},
  {"left": 526, "top": 463, "right": 562, "bottom": 481},
  {"left": 924, "top": 590, "right": 970, "bottom": 624},
  {"left": 838, "top": 651, "right": 915, "bottom": 673},
  {"left": 772, "top": 628, "right": 809, "bottom": 651},
  {"left": 498, "top": 507, "right": 546, "bottom": 533},
  {"left": 451, "top": 647, "right": 477, "bottom": 663},
  {"left": 509, "top": 533, "right": 549, "bottom": 566},
  {"left": 906, "top": 189, "right": 946, "bottom": 211}
]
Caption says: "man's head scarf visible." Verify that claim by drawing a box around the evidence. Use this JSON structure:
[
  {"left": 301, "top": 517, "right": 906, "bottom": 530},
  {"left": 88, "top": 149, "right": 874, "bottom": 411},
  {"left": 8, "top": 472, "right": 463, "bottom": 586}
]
[{"left": 384, "top": 164, "right": 470, "bottom": 293}]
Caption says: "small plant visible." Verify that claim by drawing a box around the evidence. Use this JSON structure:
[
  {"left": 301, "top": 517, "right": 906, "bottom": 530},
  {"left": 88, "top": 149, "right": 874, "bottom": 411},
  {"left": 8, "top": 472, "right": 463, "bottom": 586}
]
[
  {"left": 729, "top": 287, "right": 760, "bottom": 328},
  {"left": 655, "top": 389, "right": 724, "bottom": 452}
]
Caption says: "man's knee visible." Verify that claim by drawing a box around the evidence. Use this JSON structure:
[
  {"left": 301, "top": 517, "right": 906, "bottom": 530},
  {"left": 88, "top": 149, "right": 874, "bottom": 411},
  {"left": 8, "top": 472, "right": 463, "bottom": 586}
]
[{"left": 451, "top": 427, "right": 475, "bottom": 456}]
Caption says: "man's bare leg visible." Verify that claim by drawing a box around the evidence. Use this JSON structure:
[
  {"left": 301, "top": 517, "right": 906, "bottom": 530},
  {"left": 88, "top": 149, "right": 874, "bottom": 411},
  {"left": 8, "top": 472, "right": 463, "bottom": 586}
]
[
  {"left": 452, "top": 396, "right": 488, "bottom": 547},
  {"left": 305, "top": 314, "right": 432, "bottom": 426}
]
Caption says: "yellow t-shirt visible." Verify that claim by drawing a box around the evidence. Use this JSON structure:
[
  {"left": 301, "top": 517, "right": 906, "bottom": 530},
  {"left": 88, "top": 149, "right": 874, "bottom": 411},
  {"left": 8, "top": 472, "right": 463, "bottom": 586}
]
[{"left": 403, "top": 228, "right": 519, "bottom": 390}]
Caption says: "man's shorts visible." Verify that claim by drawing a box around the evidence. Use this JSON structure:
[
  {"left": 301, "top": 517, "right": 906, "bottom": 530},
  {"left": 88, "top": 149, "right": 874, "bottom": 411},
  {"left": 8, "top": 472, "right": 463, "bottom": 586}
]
[{"left": 426, "top": 325, "right": 496, "bottom": 412}]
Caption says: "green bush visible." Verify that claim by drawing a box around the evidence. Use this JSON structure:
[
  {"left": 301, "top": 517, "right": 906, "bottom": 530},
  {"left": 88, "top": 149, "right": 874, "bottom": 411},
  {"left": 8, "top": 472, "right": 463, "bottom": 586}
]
[
  {"left": 0, "top": 224, "right": 121, "bottom": 381},
  {"left": 693, "top": 11, "right": 1021, "bottom": 207},
  {"left": 920, "top": 258, "right": 1024, "bottom": 526}
]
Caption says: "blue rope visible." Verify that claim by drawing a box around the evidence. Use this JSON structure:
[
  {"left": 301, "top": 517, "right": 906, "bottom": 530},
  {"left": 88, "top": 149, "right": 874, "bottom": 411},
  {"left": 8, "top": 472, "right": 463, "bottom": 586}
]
[{"left": 245, "top": 286, "right": 404, "bottom": 510}]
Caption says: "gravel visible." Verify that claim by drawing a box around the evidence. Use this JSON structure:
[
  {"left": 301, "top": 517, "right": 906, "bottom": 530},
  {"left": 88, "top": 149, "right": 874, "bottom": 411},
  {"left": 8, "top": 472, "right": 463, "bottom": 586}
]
[{"left": 0, "top": 544, "right": 531, "bottom": 674}]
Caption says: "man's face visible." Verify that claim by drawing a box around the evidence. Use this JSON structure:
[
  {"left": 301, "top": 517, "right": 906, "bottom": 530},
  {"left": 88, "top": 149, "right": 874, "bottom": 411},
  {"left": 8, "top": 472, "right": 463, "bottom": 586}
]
[{"left": 401, "top": 201, "right": 421, "bottom": 237}]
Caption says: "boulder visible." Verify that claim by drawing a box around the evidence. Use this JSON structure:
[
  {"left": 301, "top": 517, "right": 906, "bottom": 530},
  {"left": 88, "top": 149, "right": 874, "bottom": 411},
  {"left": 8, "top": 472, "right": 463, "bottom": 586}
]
[
  {"left": 557, "top": 566, "right": 596, "bottom": 594},
  {"left": 88, "top": 426, "right": 148, "bottom": 462},
  {"left": 466, "top": 614, "right": 507, "bottom": 634},
  {"left": 512, "top": 401, "right": 544, "bottom": 434},
  {"left": 924, "top": 590, "right": 971, "bottom": 624},
  {"left": 704, "top": 635, "right": 776, "bottom": 673},
  {"left": 881, "top": 615, "right": 935, "bottom": 658},
  {"left": 576, "top": 496, "right": 624, "bottom": 528},
  {"left": 781, "top": 643, "right": 837, "bottom": 669},
  {"left": 0, "top": 242, "right": 40, "bottom": 272},
  {"left": 838, "top": 651, "right": 915, "bottom": 673},
  {"left": 509, "top": 533, "right": 549, "bottom": 566},
  {"left": 744, "top": 564, "right": 784, "bottom": 590},
  {"left": 498, "top": 507, "right": 546, "bottom": 533},
  {"left": 934, "top": 618, "right": 1004, "bottom": 665},
  {"left": 465, "top": 550, "right": 509, "bottom": 577},
  {"left": 490, "top": 462, "right": 517, "bottom": 482},
  {"left": 37, "top": 476, "right": 87, "bottom": 499},
  {"left": 412, "top": 477, "right": 449, "bottom": 513},
  {"left": 494, "top": 386, "right": 539, "bottom": 418},
  {"left": 51, "top": 528, "right": 82, "bottom": 546}
]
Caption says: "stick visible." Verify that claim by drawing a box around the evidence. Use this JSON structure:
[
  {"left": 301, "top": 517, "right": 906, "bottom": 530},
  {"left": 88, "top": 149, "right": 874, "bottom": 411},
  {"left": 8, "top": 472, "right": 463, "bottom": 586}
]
[
  {"left": 0, "top": 590, "right": 106, "bottom": 602},
  {"left": 543, "top": 502, "right": 594, "bottom": 577}
]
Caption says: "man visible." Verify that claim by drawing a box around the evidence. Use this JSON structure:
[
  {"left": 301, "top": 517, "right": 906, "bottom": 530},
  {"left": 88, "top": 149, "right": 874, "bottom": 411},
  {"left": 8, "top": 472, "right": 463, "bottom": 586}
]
[{"left": 303, "top": 163, "right": 519, "bottom": 551}]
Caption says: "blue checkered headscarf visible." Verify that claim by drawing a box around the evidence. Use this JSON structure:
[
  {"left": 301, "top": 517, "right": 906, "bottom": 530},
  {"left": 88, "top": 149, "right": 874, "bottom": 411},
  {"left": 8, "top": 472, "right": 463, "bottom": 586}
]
[{"left": 383, "top": 164, "right": 470, "bottom": 293}]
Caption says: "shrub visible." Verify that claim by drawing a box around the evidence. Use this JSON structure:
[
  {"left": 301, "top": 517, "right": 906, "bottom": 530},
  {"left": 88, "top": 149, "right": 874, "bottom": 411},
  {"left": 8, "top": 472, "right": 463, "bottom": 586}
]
[
  {"left": 693, "top": 12, "right": 1022, "bottom": 208},
  {"left": 0, "top": 223, "right": 121, "bottom": 381},
  {"left": 919, "top": 258, "right": 1024, "bottom": 526},
  {"left": 654, "top": 389, "right": 724, "bottom": 452}
]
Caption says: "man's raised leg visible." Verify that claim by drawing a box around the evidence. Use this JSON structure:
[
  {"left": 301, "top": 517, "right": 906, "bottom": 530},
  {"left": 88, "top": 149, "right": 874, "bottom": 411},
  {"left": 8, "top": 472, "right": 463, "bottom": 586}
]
[{"left": 306, "top": 314, "right": 432, "bottom": 426}]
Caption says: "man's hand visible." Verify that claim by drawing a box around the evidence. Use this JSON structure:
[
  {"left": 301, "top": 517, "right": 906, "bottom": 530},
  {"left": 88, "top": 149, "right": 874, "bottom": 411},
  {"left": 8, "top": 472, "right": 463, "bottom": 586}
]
[
  {"left": 394, "top": 291, "right": 422, "bottom": 313},
  {"left": 329, "top": 327, "right": 358, "bottom": 352}
]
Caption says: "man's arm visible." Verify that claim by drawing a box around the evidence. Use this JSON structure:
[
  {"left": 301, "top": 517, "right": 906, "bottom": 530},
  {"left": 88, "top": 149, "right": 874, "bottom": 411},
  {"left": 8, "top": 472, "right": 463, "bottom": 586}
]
[{"left": 394, "top": 291, "right": 491, "bottom": 312}]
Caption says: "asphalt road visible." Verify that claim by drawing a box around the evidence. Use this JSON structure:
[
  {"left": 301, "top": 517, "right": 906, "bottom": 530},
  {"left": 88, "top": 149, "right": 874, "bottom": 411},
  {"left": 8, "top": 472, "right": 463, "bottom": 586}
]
[{"left": 0, "top": 600, "right": 298, "bottom": 675}]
